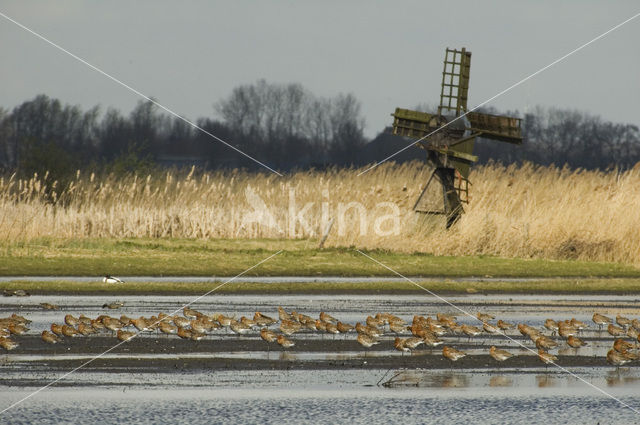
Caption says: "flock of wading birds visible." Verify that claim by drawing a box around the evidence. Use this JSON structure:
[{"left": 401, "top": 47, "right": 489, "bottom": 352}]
[{"left": 0, "top": 306, "right": 639, "bottom": 368}]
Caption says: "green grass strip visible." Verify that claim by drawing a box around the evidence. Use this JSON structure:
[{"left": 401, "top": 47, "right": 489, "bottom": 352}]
[
  {"left": 2, "top": 278, "right": 640, "bottom": 295},
  {"left": 0, "top": 238, "right": 638, "bottom": 278}
]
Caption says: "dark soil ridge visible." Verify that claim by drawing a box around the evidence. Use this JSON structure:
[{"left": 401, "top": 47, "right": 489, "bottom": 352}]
[{"left": 1, "top": 335, "right": 634, "bottom": 372}]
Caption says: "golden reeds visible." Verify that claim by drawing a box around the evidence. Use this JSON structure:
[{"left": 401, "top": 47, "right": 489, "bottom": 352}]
[{"left": 1, "top": 162, "right": 639, "bottom": 264}]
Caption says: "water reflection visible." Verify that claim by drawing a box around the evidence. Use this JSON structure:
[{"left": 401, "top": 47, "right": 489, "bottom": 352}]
[
  {"left": 381, "top": 369, "right": 640, "bottom": 390},
  {"left": 279, "top": 352, "right": 297, "bottom": 361},
  {"left": 489, "top": 375, "right": 513, "bottom": 387},
  {"left": 382, "top": 371, "right": 470, "bottom": 388},
  {"left": 536, "top": 374, "right": 558, "bottom": 388},
  {"left": 606, "top": 369, "right": 640, "bottom": 387},
  {"left": 439, "top": 374, "right": 469, "bottom": 388}
]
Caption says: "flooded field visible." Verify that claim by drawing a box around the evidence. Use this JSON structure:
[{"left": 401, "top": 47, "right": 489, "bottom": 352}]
[{"left": 0, "top": 293, "right": 639, "bottom": 423}]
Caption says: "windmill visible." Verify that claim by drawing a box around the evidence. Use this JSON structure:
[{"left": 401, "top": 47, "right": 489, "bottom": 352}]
[{"left": 390, "top": 47, "right": 522, "bottom": 227}]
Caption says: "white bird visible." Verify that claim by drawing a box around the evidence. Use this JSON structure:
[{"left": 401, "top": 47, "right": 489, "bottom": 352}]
[{"left": 103, "top": 275, "right": 124, "bottom": 284}]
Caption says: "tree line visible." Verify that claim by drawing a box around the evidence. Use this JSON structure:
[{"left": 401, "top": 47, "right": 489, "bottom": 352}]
[
  {"left": 0, "top": 80, "right": 638, "bottom": 183},
  {"left": 473, "top": 105, "right": 640, "bottom": 169}
]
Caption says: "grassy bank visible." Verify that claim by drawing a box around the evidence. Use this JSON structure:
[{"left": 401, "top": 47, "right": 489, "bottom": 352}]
[
  {"left": 3, "top": 278, "right": 640, "bottom": 295},
  {"left": 0, "top": 238, "right": 638, "bottom": 278}
]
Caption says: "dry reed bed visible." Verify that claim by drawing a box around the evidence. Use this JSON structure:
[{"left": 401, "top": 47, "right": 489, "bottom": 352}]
[{"left": 0, "top": 162, "right": 639, "bottom": 264}]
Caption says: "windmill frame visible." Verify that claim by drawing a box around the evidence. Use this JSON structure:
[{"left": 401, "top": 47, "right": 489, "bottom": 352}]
[{"left": 390, "top": 47, "right": 523, "bottom": 227}]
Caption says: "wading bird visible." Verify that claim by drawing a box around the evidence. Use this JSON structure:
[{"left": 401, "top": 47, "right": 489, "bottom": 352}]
[
  {"left": 567, "top": 335, "right": 586, "bottom": 348},
  {"left": 41, "top": 330, "right": 61, "bottom": 344},
  {"left": 394, "top": 337, "right": 410, "bottom": 354},
  {"left": 517, "top": 323, "right": 539, "bottom": 339},
  {"left": 534, "top": 335, "right": 558, "bottom": 350},
  {"left": 607, "top": 324, "right": 626, "bottom": 337},
  {"left": 7, "top": 323, "right": 28, "bottom": 335},
  {"left": 260, "top": 328, "right": 277, "bottom": 345},
  {"left": 159, "top": 322, "right": 178, "bottom": 335},
  {"left": 276, "top": 334, "right": 295, "bottom": 349},
  {"left": 0, "top": 337, "right": 18, "bottom": 351},
  {"left": 613, "top": 338, "right": 634, "bottom": 353},
  {"left": 277, "top": 306, "right": 293, "bottom": 322},
  {"left": 437, "top": 313, "right": 456, "bottom": 322},
  {"left": 117, "top": 329, "right": 136, "bottom": 342},
  {"left": 182, "top": 307, "right": 201, "bottom": 319},
  {"left": 230, "top": 319, "right": 252, "bottom": 335},
  {"left": 77, "top": 323, "right": 97, "bottom": 336},
  {"left": 190, "top": 320, "right": 208, "bottom": 334},
  {"left": 592, "top": 313, "right": 612, "bottom": 330},
  {"left": 131, "top": 317, "right": 152, "bottom": 332},
  {"left": 325, "top": 323, "right": 340, "bottom": 336},
  {"left": 389, "top": 321, "right": 408, "bottom": 334},
  {"left": 279, "top": 319, "right": 301, "bottom": 336},
  {"left": 442, "top": 346, "right": 466, "bottom": 364},
  {"left": 336, "top": 322, "right": 354, "bottom": 334},
  {"left": 103, "top": 275, "right": 124, "bottom": 284},
  {"left": 569, "top": 318, "right": 588, "bottom": 331},
  {"left": 240, "top": 316, "right": 257, "bottom": 329},
  {"left": 356, "top": 322, "right": 382, "bottom": 338},
  {"left": 64, "top": 314, "right": 78, "bottom": 326},
  {"left": 356, "top": 333, "right": 379, "bottom": 355},
  {"left": 607, "top": 349, "right": 631, "bottom": 368},
  {"left": 544, "top": 319, "right": 558, "bottom": 336},
  {"left": 537, "top": 349, "right": 557, "bottom": 365},
  {"left": 10, "top": 314, "right": 31, "bottom": 324},
  {"left": 557, "top": 322, "right": 576, "bottom": 338},
  {"left": 176, "top": 327, "right": 192, "bottom": 340},
  {"left": 461, "top": 324, "right": 482, "bottom": 342},
  {"left": 173, "top": 316, "right": 190, "bottom": 328},
  {"left": 403, "top": 337, "right": 425, "bottom": 351},
  {"left": 320, "top": 312, "right": 338, "bottom": 324},
  {"left": 489, "top": 346, "right": 513, "bottom": 362},
  {"left": 483, "top": 322, "right": 500, "bottom": 334},
  {"left": 315, "top": 320, "right": 326, "bottom": 332},
  {"left": 616, "top": 314, "right": 632, "bottom": 328},
  {"left": 51, "top": 323, "right": 64, "bottom": 337},
  {"left": 497, "top": 320, "right": 515, "bottom": 331},
  {"left": 476, "top": 312, "right": 494, "bottom": 322},
  {"left": 422, "top": 332, "right": 444, "bottom": 349},
  {"left": 366, "top": 315, "right": 384, "bottom": 328},
  {"left": 102, "top": 317, "right": 124, "bottom": 333},
  {"left": 254, "top": 312, "right": 277, "bottom": 327},
  {"left": 61, "top": 325, "right": 80, "bottom": 337}
]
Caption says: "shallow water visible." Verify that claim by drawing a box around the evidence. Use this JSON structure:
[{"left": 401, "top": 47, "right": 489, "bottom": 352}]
[
  {"left": 4, "top": 384, "right": 640, "bottom": 424},
  {"left": 1, "top": 293, "right": 640, "bottom": 423}
]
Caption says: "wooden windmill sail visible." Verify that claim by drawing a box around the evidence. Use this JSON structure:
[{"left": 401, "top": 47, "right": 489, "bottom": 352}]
[{"left": 391, "top": 47, "right": 522, "bottom": 227}]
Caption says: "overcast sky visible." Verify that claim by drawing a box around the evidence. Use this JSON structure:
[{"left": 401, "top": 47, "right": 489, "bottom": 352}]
[{"left": 1, "top": 1, "right": 639, "bottom": 138}]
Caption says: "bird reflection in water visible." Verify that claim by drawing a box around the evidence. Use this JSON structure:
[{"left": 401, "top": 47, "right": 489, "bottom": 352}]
[
  {"left": 536, "top": 374, "right": 557, "bottom": 388},
  {"left": 489, "top": 375, "right": 513, "bottom": 387}
]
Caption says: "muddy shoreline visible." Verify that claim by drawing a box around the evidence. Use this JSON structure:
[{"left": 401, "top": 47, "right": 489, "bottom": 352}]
[
  {"left": 1, "top": 335, "right": 633, "bottom": 373},
  {"left": 2, "top": 354, "right": 622, "bottom": 375}
]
